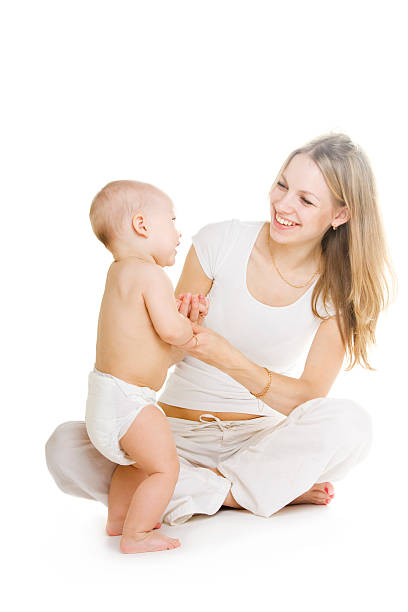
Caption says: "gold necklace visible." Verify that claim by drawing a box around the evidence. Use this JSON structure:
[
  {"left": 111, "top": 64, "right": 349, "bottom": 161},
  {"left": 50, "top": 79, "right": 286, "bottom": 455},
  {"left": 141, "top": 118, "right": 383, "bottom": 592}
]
[{"left": 267, "top": 239, "right": 320, "bottom": 289}]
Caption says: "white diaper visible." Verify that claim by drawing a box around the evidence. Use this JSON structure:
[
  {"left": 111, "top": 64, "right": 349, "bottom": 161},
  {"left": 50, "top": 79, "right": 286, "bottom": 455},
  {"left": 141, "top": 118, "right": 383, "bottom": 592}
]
[{"left": 85, "top": 369, "right": 165, "bottom": 465}]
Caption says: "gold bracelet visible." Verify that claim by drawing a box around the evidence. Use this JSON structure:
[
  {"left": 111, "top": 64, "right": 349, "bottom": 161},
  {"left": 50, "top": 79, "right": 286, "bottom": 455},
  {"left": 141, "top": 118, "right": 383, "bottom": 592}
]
[{"left": 250, "top": 367, "right": 272, "bottom": 399}]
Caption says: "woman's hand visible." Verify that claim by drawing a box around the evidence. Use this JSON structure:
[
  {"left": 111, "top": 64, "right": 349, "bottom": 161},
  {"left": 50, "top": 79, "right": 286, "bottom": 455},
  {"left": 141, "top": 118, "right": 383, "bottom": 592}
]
[
  {"left": 176, "top": 293, "right": 209, "bottom": 324},
  {"left": 184, "top": 322, "right": 236, "bottom": 369}
]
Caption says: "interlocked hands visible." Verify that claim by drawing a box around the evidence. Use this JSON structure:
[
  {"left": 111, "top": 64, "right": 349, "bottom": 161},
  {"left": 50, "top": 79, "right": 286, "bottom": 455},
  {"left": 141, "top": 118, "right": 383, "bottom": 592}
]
[{"left": 176, "top": 292, "right": 209, "bottom": 324}]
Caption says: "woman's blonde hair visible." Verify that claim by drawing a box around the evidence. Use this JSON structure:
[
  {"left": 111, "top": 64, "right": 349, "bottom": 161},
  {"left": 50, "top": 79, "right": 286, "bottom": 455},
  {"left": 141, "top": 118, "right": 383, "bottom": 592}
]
[{"left": 273, "top": 133, "right": 396, "bottom": 370}]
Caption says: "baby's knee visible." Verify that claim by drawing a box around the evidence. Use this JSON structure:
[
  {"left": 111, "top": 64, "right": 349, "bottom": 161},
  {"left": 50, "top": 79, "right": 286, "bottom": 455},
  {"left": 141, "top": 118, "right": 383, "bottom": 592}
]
[
  {"left": 169, "top": 458, "right": 180, "bottom": 484},
  {"left": 165, "top": 457, "right": 180, "bottom": 483},
  {"left": 146, "top": 456, "right": 180, "bottom": 484}
]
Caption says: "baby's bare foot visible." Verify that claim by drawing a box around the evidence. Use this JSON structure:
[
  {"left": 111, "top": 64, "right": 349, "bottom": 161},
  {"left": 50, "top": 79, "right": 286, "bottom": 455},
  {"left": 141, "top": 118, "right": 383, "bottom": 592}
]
[
  {"left": 288, "top": 482, "right": 335, "bottom": 506},
  {"left": 106, "top": 520, "right": 161, "bottom": 536},
  {"left": 120, "top": 531, "right": 181, "bottom": 554}
]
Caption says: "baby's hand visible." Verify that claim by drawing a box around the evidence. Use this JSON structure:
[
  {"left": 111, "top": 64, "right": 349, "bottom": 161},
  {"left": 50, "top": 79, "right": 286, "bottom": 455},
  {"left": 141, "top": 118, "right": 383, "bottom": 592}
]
[
  {"left": 197, "top": 293, "right": 210, "bottom": 320},
  {"left": 176, "top": 293, "right": 209, "bottom": 323}
]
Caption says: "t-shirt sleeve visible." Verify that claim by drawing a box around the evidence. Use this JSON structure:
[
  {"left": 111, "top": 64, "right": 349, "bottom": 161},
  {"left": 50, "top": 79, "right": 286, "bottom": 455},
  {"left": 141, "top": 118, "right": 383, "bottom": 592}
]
[{"left": 192, "top": 219, "right": 240, "bottom": 279}]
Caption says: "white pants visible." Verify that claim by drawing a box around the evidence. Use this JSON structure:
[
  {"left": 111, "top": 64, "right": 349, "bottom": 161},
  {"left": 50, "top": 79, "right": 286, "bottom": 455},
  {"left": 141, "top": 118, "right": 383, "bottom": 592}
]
[{"left": 45, "top": 397, "right": 372, "bottom": 526}]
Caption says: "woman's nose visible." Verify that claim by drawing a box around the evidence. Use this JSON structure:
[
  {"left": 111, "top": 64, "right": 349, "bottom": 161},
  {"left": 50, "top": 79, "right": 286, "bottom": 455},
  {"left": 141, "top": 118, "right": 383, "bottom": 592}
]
[{"left": 275, "top": 192, "right": 296, "bottom": 212}]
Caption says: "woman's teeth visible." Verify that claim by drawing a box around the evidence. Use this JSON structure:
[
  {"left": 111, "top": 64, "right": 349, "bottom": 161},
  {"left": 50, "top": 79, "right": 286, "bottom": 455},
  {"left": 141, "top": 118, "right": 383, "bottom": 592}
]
[{"left": 276, "top": 212, "right": 296, "bottom": 227}]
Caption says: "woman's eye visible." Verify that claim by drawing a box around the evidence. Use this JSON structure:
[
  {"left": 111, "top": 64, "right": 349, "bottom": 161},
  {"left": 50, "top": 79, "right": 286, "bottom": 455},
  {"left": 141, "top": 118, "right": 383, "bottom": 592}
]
[{"left": 277, "top": 181, "right": 313, "bottom": 205}]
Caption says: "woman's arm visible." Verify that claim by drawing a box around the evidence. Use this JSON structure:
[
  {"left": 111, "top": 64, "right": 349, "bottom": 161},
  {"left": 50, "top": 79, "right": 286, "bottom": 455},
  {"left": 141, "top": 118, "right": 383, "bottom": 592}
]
[
  {"left": 175, "top": 244, "right": 213, "bottom": 296},
  {"left": 187, "top": 317, "right": 345, "bottom": 416}
]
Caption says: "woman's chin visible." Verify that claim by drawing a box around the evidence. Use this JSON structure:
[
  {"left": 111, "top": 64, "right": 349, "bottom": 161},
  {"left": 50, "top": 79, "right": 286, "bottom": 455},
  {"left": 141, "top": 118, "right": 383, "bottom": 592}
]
[{"left": 270, "top": 226, "right": 295, "bottom": 243}]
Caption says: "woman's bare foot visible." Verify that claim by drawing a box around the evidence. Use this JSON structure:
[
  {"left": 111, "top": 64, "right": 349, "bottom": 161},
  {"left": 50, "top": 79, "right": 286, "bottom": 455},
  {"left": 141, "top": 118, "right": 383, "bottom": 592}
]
[
  {"left": 288, "top": 482, "right": 335, "bottom": 506},
  {"left": 106, "top": 520, "right": 161, "bottom": 536},
  {"left": 120, "top": 531, "right": 181, "bottom": 554},
  {"left": 206, "top": 467, "right": 334, "bottom": 509}
]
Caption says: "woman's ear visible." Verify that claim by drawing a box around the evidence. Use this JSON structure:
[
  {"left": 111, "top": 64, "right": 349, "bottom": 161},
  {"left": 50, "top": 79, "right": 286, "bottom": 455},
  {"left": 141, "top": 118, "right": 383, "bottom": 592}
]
[
  {"left": 333, "top": 206, "right": 350, "bottom": 228},
  {"left": 132, "top": 213, "right": 148, "bottom": 237}
]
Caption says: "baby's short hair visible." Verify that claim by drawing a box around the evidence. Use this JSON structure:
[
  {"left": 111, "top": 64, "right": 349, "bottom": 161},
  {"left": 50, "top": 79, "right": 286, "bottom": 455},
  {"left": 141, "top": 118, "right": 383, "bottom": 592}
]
[{"left": 89, "top": 180, "right": 165, "bottom": 248}]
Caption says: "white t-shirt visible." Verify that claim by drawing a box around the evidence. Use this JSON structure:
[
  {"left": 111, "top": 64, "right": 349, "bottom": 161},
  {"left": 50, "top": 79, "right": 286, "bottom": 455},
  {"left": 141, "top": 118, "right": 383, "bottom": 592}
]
[{"left": 158, "top": 219, "right": 335, "bottom": 421}]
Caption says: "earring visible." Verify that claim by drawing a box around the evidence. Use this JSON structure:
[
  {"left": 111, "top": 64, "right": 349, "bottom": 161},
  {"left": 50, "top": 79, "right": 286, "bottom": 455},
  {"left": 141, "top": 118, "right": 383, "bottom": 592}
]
[{"left": 332, "top": 225, "right": 337, "bottom": 231}]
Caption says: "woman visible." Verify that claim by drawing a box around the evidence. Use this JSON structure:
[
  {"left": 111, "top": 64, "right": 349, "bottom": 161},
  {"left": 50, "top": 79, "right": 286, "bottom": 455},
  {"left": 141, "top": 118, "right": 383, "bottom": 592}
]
[{"left": 46, "top": 133, "right": 393, "bottom": 528}]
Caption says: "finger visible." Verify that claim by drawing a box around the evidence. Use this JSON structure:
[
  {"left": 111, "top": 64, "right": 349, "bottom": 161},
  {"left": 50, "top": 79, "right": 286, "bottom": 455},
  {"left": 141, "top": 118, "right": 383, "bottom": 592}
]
[
  {"left": 189, "top": 294, "right": 200, "bottom": 322},
  {"left": 178, "top": 294, "right": 191, "bottom": 317},
  {"left": 200, "top": 294, "right": 210, "bottom": 311},
  {"left": 185, "top": 293, "right": 193, "bottom": 316},
  {"left": 198, "top": 293, "right": 207, "bottom": 306},
  {"left": 198, "top": 299, "right": 208, "bottom": 317}
]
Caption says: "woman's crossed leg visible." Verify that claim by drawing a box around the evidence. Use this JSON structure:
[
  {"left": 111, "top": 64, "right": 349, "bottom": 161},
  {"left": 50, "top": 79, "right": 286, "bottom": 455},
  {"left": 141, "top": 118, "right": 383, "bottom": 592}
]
[{"left": 208, "top": 468, "right": 334, "bottom": 508}]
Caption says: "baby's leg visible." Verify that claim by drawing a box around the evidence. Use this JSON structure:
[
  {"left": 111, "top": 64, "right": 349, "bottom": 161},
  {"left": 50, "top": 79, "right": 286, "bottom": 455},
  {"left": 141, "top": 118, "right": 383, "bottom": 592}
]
[
  {"left": 106, "top": 466, "right": 162, "bottom": 535},
  {"left": 118, "top": 404, "right": 181, "bottom": 554}
]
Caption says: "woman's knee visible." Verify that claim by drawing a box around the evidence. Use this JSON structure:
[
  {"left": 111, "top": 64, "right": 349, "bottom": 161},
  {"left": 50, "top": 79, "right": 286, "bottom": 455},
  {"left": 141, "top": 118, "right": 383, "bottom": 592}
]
[
  {"left": 45, "top": 424, "right": 68, "bottom": 470},
  {"left": 294, "top": 396, "right": 372, "bottom": 449},
  {"left": 45, "top": 421, "right": 89, "bottom": 467},
  {"left": 322, "top": 398, "right": 373, "bottom": 449}
]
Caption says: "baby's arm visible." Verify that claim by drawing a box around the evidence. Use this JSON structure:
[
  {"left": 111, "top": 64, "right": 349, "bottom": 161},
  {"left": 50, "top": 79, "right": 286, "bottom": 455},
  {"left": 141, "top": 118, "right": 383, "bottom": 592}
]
[
  {"left": 142, "top": 266, "right": 196, "bottom": 349},
  {"left": 169, "top": 293, "right": 210, "bottom": 366}
]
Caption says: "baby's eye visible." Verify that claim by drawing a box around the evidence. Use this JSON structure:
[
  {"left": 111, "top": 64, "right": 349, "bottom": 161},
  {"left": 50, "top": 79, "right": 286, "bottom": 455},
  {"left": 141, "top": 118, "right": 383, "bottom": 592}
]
[{"left": 172, "top": 217, "right": 176, "bottom": 221}]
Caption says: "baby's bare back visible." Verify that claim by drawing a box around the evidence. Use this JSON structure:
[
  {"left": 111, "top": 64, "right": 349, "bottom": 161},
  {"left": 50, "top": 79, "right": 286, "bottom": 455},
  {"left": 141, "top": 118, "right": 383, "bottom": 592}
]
[{"left": 95, "top": 261, "right": 171, "bottom": 391}]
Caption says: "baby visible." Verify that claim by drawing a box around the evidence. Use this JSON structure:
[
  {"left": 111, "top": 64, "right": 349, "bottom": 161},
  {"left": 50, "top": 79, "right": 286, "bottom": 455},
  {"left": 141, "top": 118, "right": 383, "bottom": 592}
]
[{"left": 86, "top": 180, "right": 208, "bottom": 554}]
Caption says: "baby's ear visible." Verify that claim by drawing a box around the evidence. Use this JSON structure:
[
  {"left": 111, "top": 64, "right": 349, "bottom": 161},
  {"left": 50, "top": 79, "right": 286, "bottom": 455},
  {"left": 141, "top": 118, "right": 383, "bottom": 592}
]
[{"left": 132, "top": 213, "right": 148, "bottom": 237}]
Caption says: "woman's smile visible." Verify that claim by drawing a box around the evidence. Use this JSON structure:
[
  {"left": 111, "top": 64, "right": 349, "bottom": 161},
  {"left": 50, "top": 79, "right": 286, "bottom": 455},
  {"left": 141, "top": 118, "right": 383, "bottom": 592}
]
[{"left": 272, "top": 209, "right": 300, "bottom": 230}]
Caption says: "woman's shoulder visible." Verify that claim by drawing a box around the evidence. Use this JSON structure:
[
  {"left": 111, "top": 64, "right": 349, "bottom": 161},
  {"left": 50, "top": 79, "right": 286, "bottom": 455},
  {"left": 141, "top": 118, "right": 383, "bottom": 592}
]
[
  {"left": 194, "top": 218, "right": 264, "bottom": 238},
  {"left": 191, "top": 219, "right": 263, "bottom": 279},
  {"left": 192, "top": 219, "right": 266, "bottom": 257}
]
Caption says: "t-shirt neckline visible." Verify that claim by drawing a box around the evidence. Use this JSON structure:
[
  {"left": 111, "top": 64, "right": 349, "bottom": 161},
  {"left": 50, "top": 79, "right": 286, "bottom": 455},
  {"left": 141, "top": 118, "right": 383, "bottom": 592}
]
[{"left": 244, "top": 221, "right": 318, "bottom": 310}]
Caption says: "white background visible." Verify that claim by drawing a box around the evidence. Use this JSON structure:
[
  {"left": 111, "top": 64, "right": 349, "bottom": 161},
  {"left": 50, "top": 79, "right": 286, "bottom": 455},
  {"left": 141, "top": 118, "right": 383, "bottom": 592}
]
[{"left": 2, "top": 1, "right": 407, "bottom": 610}]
